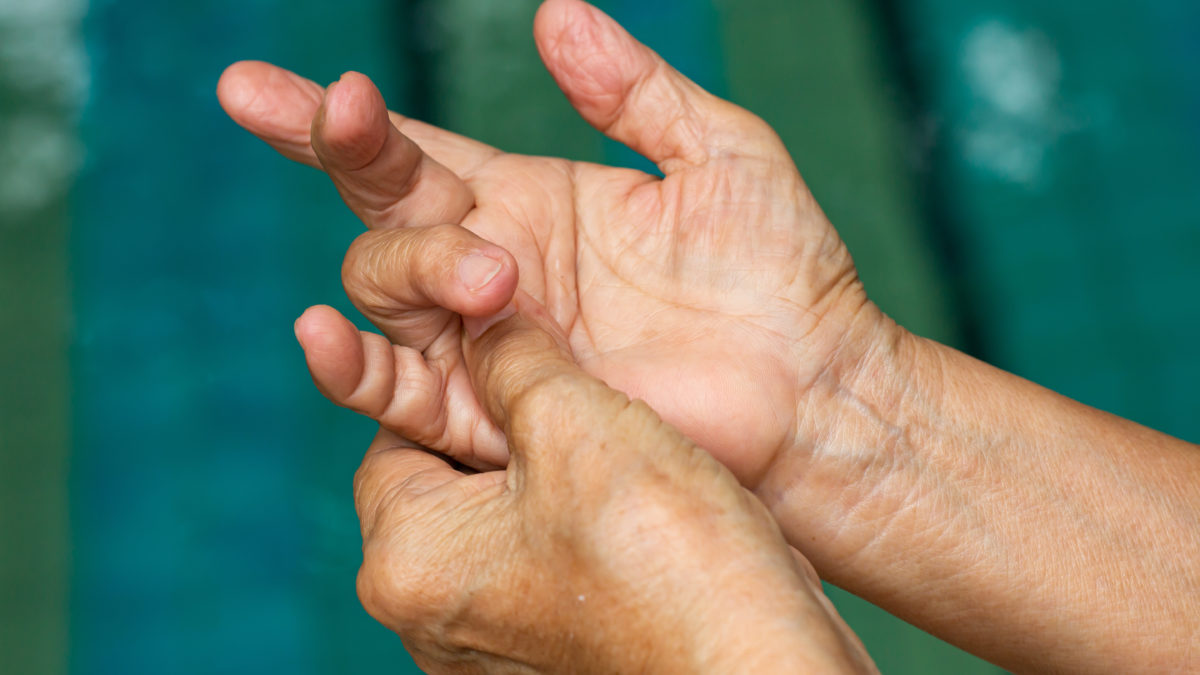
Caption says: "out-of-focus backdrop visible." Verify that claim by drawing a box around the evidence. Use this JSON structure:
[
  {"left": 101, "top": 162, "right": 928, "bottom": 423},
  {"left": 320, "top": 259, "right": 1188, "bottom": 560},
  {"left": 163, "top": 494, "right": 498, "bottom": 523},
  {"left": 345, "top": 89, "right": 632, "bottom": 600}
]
[{"left": 2, "top": 0, "right": 1197, "bottom": 672}]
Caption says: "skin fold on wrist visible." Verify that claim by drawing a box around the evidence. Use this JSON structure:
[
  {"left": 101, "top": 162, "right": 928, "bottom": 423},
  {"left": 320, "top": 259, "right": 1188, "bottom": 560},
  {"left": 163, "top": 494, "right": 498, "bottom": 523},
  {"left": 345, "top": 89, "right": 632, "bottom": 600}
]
[{"left": 758, "top": 299, "right": 1200, "bottom": 672}]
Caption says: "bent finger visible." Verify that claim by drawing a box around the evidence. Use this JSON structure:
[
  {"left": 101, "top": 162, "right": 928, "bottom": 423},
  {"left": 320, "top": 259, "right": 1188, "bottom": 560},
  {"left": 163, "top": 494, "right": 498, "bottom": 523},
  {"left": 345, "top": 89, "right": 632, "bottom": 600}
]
[
  {"left": 343, "top": 224, "right": 518, "bottom": 351},
  {"left": 313, "top": 72, "right": 476, "bottom": 228},
  {"left": 295, "top": 305, "right": 508, "bottom": 467},
  {"left": 534, "top": 0, "right": 786, "bottom": 174},
  {"left": 295, "top": 305, "right": 440, "bottom": 420},
  {"left": 217, "top": 60, "right": 500, "bottom": 177}
]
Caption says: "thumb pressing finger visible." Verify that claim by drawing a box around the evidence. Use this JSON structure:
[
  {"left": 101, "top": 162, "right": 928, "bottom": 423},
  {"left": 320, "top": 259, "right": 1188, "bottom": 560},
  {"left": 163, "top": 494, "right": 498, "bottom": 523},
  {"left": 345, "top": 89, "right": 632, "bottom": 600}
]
[
  {"left": 461, "top": 290, "right": 582, "bottom": 438},
  {"left": 462, "top": 291, "right": 693, "bottom": 474}
]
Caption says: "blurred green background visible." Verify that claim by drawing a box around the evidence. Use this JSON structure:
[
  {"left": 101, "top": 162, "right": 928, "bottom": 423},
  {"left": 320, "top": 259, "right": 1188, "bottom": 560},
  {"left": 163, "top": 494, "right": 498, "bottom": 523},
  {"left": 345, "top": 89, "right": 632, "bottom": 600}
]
[{"left": 2, "top": 0, "right": 1197, "bottom": 672}]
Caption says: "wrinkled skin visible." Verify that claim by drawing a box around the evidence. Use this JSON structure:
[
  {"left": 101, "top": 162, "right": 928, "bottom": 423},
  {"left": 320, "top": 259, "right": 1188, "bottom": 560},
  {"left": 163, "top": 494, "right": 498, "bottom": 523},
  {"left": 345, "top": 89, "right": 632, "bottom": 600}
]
[
  {"left": 220, "top": 4, "right": 1200, "bottom": 671},
  {"left": 349, "top": 297, "right": 873, "bottom": 673},
  {"left": 218, "top": 0, "right": 888, "bottom": 488},
  {"left": 219, "top": 0, "right": 895, "bottom": 670}
]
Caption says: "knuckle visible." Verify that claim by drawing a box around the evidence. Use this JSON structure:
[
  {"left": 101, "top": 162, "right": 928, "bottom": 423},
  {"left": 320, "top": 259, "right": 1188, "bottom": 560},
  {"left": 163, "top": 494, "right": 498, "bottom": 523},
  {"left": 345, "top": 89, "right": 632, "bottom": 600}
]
[
  {"left": 352, "top": 454, "right": 390, "bottom": 536},
  {"left": 341, "top": 231, "right": 397, "bottom": 310},
  {"left": 352, "top": 450, "right": 418, "bottom": 531},
  {"left": 424, "top": 221, "right": 467, "bottom": 247},
  {"left": 390, "top": 417, "right": 453, "bottom": 464},
  {"left": 340, "top": 232, "right": 370, "bottom": 286},
  {"left": 479, "top": 319, "right": 565, "bottom": 381},
  {"left": 355, "top": 545, "right": 391, "bottom": 623},
  {"left": 357, "top": 511, "right": 481, "bottom": 654},
  {"left": 347, "top": 393, "right": 390, "bottom": 422},
  {"left": 394, "top": 368, "right": 440, "bottom": 416},
  {"left": 505, "top": 369, "right": 585, "bottom": 422},
  {"left": 353, "top": 447, "right": 428, "bottom": 536},
  {"left": 362, "top": 349, "right": 442, "bottom": 434},
  {"left": 423, "top": 223, "right": 478, "bottom": 278},
  {"left": 357, "top": 540, "right": 448, "bottom": 633},
  {"left": 342, "top": 224, "right": 478, "bottom": 315},
  {"left": 504, "top": 371, "right": 628, "bottom": 461}
]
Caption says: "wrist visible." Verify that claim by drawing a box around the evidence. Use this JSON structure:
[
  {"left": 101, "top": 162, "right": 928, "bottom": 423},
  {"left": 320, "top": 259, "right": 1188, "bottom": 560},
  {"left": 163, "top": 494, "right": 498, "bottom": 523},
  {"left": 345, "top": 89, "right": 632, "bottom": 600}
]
[
  {"left": 663, "top": 570, "right": 874, "bottom": 674},
  {"left": 759, "top": 297, "right": 1200, "bottom": 672},
  {"left": 758, "top": 300, "right": 935, "bottom": 572},
  {"left": 565, "top": 536, "right": 870, "bottom": 674}
]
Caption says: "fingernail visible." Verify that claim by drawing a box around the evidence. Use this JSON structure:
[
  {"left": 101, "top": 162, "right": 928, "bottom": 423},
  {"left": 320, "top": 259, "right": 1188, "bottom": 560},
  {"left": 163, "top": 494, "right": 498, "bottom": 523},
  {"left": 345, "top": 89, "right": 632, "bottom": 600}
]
[
  {"left": 463, "top": 303, "right": 517, "bottom": 340},
  {"left": 458, "top": 254, "right": 503, "bottom": 293}
]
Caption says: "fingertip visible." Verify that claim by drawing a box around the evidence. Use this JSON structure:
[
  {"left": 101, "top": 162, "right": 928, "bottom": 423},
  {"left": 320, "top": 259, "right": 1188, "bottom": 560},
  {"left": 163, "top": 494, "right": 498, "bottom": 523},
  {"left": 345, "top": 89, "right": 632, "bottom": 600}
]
[
  {"left": 534, "top": 0, "right": 626, "bottom": 70},
  {"left": 532, "top": 0, "right": 565, "bottom": 35},
  {"left": 315, "top": 71, "right": 390, "bottom": 171},
  {"left": 294, "top": 305, "right": 366, "bottom": 401},
  {"left": 216, "top": 61, "right": 249, "bottom": 105},
  {"left": 533, "top": 0, "right": 596, "bottom": 45},
  {"left": 217, "top": 60, "right": 326, "bottom": 166},
  {"left": 217, "top": 60, "right": 277, "bottom": 121},
  {"left": 457, "top": 247, "right": 519, "bottom": 314},
  {"left": 533, "top": 0, "right": 651, "bottom": 130},
  {"left": 294, "top": 304, "right": 346, "bottom": 346}
]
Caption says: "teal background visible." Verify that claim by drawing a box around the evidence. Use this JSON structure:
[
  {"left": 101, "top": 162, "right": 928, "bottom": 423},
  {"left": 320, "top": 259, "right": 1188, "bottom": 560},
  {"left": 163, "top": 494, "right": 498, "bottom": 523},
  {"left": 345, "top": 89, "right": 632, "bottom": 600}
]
[{"left": 1, "top": 0, "right": 1196, "bottom": 672}]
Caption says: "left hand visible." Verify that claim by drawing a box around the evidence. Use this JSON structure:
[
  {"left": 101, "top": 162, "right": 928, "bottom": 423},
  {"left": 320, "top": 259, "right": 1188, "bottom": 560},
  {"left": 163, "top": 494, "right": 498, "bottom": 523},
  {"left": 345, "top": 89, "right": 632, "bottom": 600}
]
[{"left": 219, "top": 0, "right": 897, "bottom": 488}]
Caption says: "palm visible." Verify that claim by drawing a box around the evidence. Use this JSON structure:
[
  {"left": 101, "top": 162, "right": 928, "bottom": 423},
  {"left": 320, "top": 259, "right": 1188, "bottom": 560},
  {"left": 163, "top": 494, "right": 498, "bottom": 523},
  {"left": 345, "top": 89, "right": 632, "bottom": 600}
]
[
  {"left": 218, "top": 0, "right": 867, "bottom": 484},
  {"left": 457, "top": 152, "right": 858, "bottom": 482}
]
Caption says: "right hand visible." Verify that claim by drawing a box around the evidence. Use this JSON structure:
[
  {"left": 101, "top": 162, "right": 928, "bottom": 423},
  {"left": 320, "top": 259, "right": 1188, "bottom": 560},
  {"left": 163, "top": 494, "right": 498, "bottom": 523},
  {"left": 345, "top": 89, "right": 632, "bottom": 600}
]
[
  {"left": 349, "top": 294, "right": 875, "bottom": 673},
  {"left": 220, "top": 0, "right": 901, "bottom": 487}
]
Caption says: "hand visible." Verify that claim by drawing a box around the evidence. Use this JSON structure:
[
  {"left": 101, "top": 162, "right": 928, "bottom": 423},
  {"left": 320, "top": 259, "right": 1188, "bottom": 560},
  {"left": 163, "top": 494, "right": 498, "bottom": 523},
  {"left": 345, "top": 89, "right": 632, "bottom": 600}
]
[
  {"left": 218, "top": 0, "right": 897, "bottom": 485},
  {"left": 350, "top": 295, "right": 874, "bottom": 673},
  {"left": 223, "top": 3, "right": 1200, "bottom": 670}
]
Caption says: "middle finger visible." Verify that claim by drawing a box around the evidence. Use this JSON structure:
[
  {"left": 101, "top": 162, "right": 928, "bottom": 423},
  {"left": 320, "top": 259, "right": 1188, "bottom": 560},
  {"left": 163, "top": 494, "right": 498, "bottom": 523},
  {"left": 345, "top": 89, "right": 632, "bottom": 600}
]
[{"left": 313, "top": 71, "right": 481, "bottom": 229}]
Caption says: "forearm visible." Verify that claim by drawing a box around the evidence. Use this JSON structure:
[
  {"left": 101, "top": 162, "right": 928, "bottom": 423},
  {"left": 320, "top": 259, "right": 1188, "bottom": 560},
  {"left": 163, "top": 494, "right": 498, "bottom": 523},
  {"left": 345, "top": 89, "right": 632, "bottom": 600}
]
[{"left": 763, "top": 312, "right": 1200, "bottom": 672}]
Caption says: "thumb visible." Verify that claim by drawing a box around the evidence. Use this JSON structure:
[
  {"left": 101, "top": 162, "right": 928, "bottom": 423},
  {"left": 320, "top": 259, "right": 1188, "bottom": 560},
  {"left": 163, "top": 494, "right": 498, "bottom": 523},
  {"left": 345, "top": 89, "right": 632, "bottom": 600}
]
[
  {"left": 462, "top": 291, "right": 692, "bottom": 472},
  {"left": 461, "top": 290, "right": 586, "bottom": 437},
  {"left": 532, "top": 0, "right": 783, "bottom": 173}
]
